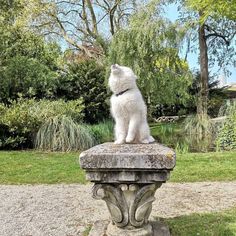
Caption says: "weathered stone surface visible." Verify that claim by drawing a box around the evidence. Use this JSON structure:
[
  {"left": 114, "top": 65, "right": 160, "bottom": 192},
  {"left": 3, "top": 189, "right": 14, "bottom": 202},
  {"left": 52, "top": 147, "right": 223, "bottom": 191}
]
[
  {"left": 92, "top": 183, "right": 162, "bottom": 231},
  {"left": 88, "top": 220, "right": 170, "bottom": 236},
  {"left": 106, "top": 222, "right": 153, "bottom": 236},
  {"left": 151, "top": 221, "right": 171, "bottom": 236},
  {"left": 79, "top": 142, "right": 176, "bottom": 170},
  {"left": 85, "top": 170, "right": 169, "bottom": 183},
  {"left": 80, "top": 142, "right": 176, "bottom": 236}
]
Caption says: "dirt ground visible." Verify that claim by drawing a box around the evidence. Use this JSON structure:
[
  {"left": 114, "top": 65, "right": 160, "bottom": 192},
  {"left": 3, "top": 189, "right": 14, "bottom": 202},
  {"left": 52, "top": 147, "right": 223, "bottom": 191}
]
[{"left": 1, "top": 182, "right": 236, "bottom": 236}]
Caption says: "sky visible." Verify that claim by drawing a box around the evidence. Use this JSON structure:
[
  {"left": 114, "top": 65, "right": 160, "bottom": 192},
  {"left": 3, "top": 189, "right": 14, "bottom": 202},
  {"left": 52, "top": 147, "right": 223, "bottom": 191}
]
[
  {"left": 165, "top": 3, "right": 236, "bottom": 84},
  {"left": 59, "top": 2, "right": 236, "bottom": 84}
]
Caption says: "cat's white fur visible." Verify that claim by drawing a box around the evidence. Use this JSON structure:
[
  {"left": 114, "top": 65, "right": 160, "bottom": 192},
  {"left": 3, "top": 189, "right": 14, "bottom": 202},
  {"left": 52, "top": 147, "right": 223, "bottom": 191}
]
[{"left": 108, "top": 64, "right": 155, "bottom": 144}]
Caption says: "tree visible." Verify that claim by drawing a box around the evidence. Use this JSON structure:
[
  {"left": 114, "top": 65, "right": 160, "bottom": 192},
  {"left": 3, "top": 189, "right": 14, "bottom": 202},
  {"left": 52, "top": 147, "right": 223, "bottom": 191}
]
[
  {"left": 0, "top": 0, "right": 62, "bottom": 102},
  {"left": 109, "top": 2, "right": 192, "bottom": 117},
  {"left": 21, "top": 0, "right": 139, "bottom": 58},
  {"left": 186, "top": 0, "right": 236, "bottom": 21},
  {"left": 186, "top": 72, "right": 227, "bottom": 117},
  {"left": 181, "top": 0, "right": 236, "bottom": 116},
  {"left": 55, "top": 59, "right": 109, "bottom": 123}
]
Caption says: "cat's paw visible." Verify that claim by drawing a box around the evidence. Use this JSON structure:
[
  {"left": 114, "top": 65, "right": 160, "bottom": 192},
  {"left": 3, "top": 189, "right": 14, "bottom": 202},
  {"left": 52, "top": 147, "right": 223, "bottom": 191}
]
[
  {"left": 125, "top": 136, "right": 134, "bottom": 143},
  {"left": 141, "top": 139, "right": 149, "bottom": 144},
  {"left": 114, "top": 139, "right": 125, "bottom": 144}
]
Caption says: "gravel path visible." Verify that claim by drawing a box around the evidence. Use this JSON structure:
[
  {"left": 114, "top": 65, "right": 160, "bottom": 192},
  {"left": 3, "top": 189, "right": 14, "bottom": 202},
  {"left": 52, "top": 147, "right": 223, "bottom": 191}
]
[{"left": 1, "top": 182, "right": 236, "bottom": 236}]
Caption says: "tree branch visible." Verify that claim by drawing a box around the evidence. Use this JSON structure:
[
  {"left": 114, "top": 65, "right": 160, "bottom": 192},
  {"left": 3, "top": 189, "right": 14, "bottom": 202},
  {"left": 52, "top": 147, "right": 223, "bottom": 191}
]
[
  {"left": 56, "top": 1, "right": 82, "bottom": 7},
  {"left": 205, "top": 33, "right": 230, "bottom": 45},
  {"left": 58, "top": 10, "right": 80, "bottom": 16},
  {"left": 205, "top": 24, "right": 231, "bottom": 45},
  {"left": 86, "top": 0, "right": 98, "bottom": 35},
  {"left": 109, "top": 0, "right": 122, "bottom": 35}
]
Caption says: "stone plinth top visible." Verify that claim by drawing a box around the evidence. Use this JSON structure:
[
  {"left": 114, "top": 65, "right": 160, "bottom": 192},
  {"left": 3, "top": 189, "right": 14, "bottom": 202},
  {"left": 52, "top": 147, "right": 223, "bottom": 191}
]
[{"left": 79, "top": 142, "right": 176, "bottom": 170}]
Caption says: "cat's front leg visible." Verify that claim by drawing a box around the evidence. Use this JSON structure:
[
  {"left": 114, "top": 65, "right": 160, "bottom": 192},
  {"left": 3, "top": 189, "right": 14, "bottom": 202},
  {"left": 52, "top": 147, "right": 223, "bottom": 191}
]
[
  {"left": 126, "top": 115, "right": 140, "bottom": 143},
  {"left": 114, "top": 118, "right": 128, "bottom": 144}
]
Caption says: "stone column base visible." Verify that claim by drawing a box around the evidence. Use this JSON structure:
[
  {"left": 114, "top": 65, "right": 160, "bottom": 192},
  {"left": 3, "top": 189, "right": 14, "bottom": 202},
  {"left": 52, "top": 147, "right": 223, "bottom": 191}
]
[
  {"left": 79, "top": 143, "right": 176, "bottom": 236},
  {"left": 88, "top": 220, "right": 170, "bottom": 236},
  {"left": 107, "top": 222, "right": 152, "bottom": 236}
]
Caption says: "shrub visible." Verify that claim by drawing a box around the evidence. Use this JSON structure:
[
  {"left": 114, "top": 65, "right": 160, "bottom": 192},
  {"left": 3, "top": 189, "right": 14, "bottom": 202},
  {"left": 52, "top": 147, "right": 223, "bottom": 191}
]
[
  {"left": 29, "top": 99, "right": 85, "bottom": 123},
  {"left": 0, "top": 27, "right": 61, "bottom": 103},
  {"left": 216, "top": 101, "right": 236, "bottom": 150},
  {"left": 0, "top": 98, "right": 84, "bottom": 149},
  {"left": 56, "top": 59, "right": 109, "bottom": 123},
  {"left": 35, "top": 116, "right": 95, "bottom": 151},
  {"left": 88, "top": 120, "right": 114, "bottom": 144},
  {"left": 0, "top": 56, "right": 58, "bottom": 102}
]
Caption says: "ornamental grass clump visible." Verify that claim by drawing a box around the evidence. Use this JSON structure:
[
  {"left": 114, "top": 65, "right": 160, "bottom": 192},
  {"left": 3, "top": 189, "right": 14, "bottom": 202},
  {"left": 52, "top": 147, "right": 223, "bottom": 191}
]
[
  {"left": 0, "top": 98, "right": 85, "bottom": 149},
  {"left": 183, "top": 114, "right": 214, "bottom": 152},
  {"left": 35, "top": 116, "right": 95, "bottom": 152}
]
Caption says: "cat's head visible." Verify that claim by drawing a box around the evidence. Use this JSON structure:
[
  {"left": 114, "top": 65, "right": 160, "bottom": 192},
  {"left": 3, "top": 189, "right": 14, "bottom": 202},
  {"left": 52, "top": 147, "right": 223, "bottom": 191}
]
[{"left": 108, "top": 64, "right": 137, "bottom": 94}]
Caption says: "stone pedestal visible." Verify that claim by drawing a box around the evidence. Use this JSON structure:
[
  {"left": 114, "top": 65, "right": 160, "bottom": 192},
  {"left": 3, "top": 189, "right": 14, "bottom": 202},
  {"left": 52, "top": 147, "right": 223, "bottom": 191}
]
[{"left": 79, "top": 142, "right": 176, "bottom": 236}]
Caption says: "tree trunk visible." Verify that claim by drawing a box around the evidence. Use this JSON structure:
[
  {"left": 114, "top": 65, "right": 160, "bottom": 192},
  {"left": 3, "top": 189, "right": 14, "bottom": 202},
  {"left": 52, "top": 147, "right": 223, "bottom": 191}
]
[{"left": 198, "top": 19, "right": 209, "bottom": 116}]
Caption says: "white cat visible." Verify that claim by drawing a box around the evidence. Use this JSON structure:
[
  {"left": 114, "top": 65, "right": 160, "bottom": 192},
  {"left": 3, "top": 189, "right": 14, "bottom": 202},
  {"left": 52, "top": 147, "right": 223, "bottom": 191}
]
[{"left": 108, "top": 64, "right": 155, "bottom": 144}]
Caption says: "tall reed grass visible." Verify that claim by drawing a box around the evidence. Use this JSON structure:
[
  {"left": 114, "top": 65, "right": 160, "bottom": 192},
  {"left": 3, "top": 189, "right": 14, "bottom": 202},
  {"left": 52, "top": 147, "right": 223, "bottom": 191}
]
[
  {"left": 35, "top": 116, "right": 95, "bottom": 151},
  {"left": 183, "top": 114, "right": 215, "bottom": 152}
]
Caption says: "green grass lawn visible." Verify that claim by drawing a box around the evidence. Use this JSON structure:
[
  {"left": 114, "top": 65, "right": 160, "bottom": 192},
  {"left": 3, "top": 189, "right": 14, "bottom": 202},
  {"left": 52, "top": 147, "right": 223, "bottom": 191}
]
[
  {"left": 160, "top": 207, "right": 236, "bottom": 236},
  {"left": 171, "top": 151, "right": 236, "bottom": 182},
  {"left": 0, "top": 151, "right": 85, "bottom": 184},
  {"left": 0, "top": 150, "right": 235, "bottom": 184},
  {"left": 83, "top": 208, "right": 236, "bottom": 236},
  {"left": 1, "top": 150, "right": 236, "bottom": 236}
]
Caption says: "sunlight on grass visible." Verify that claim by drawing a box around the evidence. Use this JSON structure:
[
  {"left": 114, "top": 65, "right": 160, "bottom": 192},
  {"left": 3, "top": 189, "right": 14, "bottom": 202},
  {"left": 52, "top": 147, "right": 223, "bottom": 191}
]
[
  {"left": 160, "top": 207, "right": 236, "bottom": 236},
  {"left": 171, "top": 151, "right": 236, "bottom": 182},
  {"left": 0, "top": 150, "right": 235, "bottom": 184},
  {"left": 0, "top": 151, "right": 85, "bottom": 184}
]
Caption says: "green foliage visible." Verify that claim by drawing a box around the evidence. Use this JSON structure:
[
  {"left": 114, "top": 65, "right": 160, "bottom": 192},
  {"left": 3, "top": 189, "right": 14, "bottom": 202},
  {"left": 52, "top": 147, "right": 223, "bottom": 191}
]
[
  {"left": 56, "top": 60, "right": 109, "bottom": 123},
  {"left": 0, "top": 99, "right": 84, "bottom": 149},
  {"left": 216, "top": 102, "right": 236, "bottom": 151},
  {"left": 218, "top": 100, "right": 236, "bottom": 117},
  {"left": 183, "top": 114, "right": 215, "bottom": 152},
  {"left": 175, "top": 142, "right": 189, "bottom": 154},
  {"left": 208, "top": 93, "right": 227, "bottom": 118},
  {"left": 0, "top": 3, "right": 62, "bottom": 103},
  {"left": 186, "top": 72, "right": 227, "bottom": 117},
  {"left": 0, "top": 55, "right": 58, "bottom": 102},
  {"left": 186, "top": 0, "right": 236, "bottom": 21},
  {"left": 182, "top": 0, "right": 236, "bottom": 84},
  {"left": 150, "top": 122, "right": 185, "bottom": 149},
  {"left": 88, "top": 120, "right": 114, "bottom": 144},
  {"left": 35, "top": 116, "right": 95, "bottom": 152},
  {"left": 108, "top": 2, "right": 192, "bottom": 116},
  {"left": 29, "top": 99, "right": 85, "bottom": 122}
]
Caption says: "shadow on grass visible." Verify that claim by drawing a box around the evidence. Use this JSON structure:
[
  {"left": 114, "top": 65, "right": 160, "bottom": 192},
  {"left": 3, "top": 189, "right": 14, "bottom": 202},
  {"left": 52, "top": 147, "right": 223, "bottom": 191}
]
[{"left": 156, "top": 208, "right": 236, "bottom": 236}]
